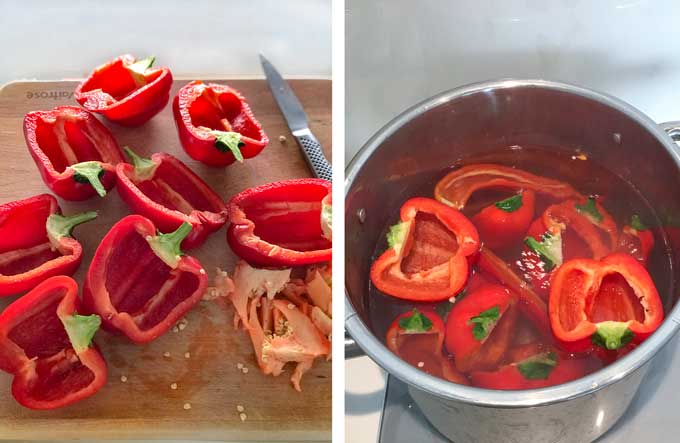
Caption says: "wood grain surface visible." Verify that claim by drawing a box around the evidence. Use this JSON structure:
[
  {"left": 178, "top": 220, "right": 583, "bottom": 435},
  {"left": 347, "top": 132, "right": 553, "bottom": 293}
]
[{"left": 0, "top": 79, "right": 331, "bottom": 441}]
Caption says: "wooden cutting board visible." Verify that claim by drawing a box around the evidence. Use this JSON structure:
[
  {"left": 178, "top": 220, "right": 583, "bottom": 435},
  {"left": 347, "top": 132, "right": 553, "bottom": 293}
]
[{"left": 0, "top": 79, "right": 331, "bottom": 441}]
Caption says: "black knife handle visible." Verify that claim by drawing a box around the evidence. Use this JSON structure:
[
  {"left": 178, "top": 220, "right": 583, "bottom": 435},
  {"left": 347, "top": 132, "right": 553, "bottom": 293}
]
[{"left": 294, "top": 130, "right": 332, "bottom": 181}]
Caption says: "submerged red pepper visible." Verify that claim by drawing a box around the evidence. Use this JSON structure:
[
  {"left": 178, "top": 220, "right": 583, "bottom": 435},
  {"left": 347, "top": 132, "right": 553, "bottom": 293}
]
[
  {"left": 0, "top": 194, "right": 97, "bottom": 297},
  {"left": 75, "top": 55, "right": 173, "bottom": 126},
  {"left": 370, "top": 198, "right": 479, "bottom": 302},
  {"left": 173, "top": 80, "right": 268, "bottom": 167},
  {"left": 444, "top": 284, "right": 517, "bottom": 372},
  {"left": 116, "top": 147, "right": 227, "bottom": 249},
  {"left": 540, "top": 197, "right": 618, "bottom": 259},
  {"left": 83, "top": 215, "right": 208, "bottom": 343},
  {"left": 472, "top": 190, "right": 536, "bottom": 249},
  {"left": 516, "top": 196, "right": 619, "bottom": 299},
  {"left": 616, "top": 215, "right": 654, "bottom": 265},
  {"left": 470, "top": 343, "right": 588, "bottom": 390},
  {"left": 24, "top": 106, "right": 125, "bottom": 200},
  {"left": 478, "top": 247, "right": 551, "bottom": 336},
  {"left": 434, "top": 163, "right": 580, "bottom": 209},
  {"left": 0, "top": 276, "right": 107, "bottom": 409},
  {"left": 386, "top": 308, "right": 469, "bottom": 384},
  {"left": 227, "top": 179, "right": 332, "bottom": 267},
  {"left": 549, "top": 253, "right": 664, "bottom": 352}
]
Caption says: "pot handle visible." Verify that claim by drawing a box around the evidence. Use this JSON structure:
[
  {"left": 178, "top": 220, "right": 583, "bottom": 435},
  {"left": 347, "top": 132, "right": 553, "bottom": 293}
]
[
  {"left": 345, "top": 332, "right": 365, "bottom": 359},
  {"left": 660, "top": 121, "right": 680, "bottom": 144}
]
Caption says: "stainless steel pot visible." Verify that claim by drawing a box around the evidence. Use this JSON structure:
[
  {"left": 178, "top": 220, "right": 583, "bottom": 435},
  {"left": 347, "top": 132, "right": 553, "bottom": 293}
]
[{"left": 345, "top": 79, "right": 680, "bottom": 443}]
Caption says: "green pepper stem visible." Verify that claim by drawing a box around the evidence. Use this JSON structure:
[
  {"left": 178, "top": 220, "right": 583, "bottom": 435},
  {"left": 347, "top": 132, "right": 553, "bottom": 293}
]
[
  {"left": 147, "top": 222, "right": 192, "bottom": 269},
  {"left": 593, "top": 321, "right": 634, "bottom": 350},
  {"left": 71, "top": 161, "right": 107, "bottom": 197},
  {"left": 124, "top": 146, "right": 157, "bottom": 180},
  {"left": 212, "top": 131, "right": 245, "bottom": 162},
  {"left": 46, "top": 211, "right": 97, "bottom": 246},
  {"left": 128, "top": 55, "right": 155, "bottom": 75},
  {"left": 61, "top": 313, "right": 101, "bottom": 354}
]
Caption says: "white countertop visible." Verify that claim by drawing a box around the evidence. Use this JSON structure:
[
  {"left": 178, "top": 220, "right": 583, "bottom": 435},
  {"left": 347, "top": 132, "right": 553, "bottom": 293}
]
[
  {"left": 345, "top": 0, "right": 680, "bottom": 442},
  {"left": 0, "top": 0, "right": 331, "bottom": 85}
]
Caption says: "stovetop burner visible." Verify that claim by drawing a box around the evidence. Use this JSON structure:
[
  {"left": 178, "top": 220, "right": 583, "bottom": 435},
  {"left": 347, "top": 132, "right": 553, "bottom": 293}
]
[{"left": 378, "top": 335, "right": 680, "bottom": 443}]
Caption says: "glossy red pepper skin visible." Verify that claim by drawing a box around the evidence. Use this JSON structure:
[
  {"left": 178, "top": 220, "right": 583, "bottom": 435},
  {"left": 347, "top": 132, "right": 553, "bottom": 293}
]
[
  {"left": 0, "top": 194, "right": 95, "bottom": 297},
  {"left": 386, "top": 310, "right": 445, "bottom": 355},
  {"left": 75, "top": 55, "right": 173, "bottom": 126},
  {"left": 470, "top": 349, "right": 587, "bottom": 390},
  {"left": 445, "top": 284, "right": 517, "bottom": 372},
  {"left": 173, "top": 80, "right": 268, "bottom": 167},
  {"left": 23, "top": 106, "right": 124, "bottom": 200},
  {"left": 116, "top": 149, "right": 227, "bottom": 249},
  {"left": 386, "top": 309, "right": 469, "bottom": 384},
  {"left": 478, "top": 247, "right": 551, "bottom": 336},
  {"left": 616, "top": 225, "right": 654, "bottom": 265},
  {"left": 83, "top": 215, "right": 208, "bottom": 343},
  {"left": 541, "top": 198, "right": 618, "bottom": 259},
  {"left": 370, "top": 198, "right": 480, "bottom": 302},
  {"left": 227, "top": 179, "right": 332, "bottom": 267},
  {"left": 516, "top": 197, "right": 619, "bottom": 300},
  {"left": 0, "top": 276, "right": 107, "bottom": 409},
  {"left": 549, "top": 253, "right": 664, "bottom": 352},
  {"left": 434, "top": 164, "right": 580, "bottom": 209},
  {"left": 472, "top": 190, "right": 536, "bottom": 249}
]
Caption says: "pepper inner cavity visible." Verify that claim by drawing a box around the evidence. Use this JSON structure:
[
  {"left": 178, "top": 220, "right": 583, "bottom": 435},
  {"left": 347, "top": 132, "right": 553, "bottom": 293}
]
[
  {"left": 588, "top": 273, "right": 645, "bottom": 323},
  {"left": 247, "top": 200, "right": 331, "bottom": 251},
  {"left": 35, "top": 115, "right": 106, "bottom": 173},
  {"left": 8, "top": 296, "right": 70, "bottom": 359},
  {"left": 189, "top": 88, "right": 263, "bottom": 141},
  {"left": 31, "top": 350, "right": 95, "bottom": 402},
  {"left": 0, "top": 243, "right": 61, "bottom": 276},
  {"left": 135, "top": 162, "right": 216, "bottom": 215},
  {"left": 81, "top": 61, "right": 162, "bottom": 101},
  {"left": 401, "top": 212, "right": 458, "bottom": 274},
  {"left": 104, "top": 230, "right": 198, "bottom": 331}
]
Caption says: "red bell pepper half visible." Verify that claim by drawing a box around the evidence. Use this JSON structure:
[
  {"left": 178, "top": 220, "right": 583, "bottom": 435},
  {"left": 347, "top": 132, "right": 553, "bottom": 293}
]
[
  {"left": 549, "top": 253, "right": 664, "bottom": 352},
  {"left": 116, "top": 147, "right": 227, "bottom": 249},
  {"left": 444, "top": 284, "right": 518, "bottom": 372},
  {"left": 434, "top": 163, "right": 580, "bottom": 209},
  {"left": 516, "top": 196, "right": 619, "bottom": 299},
  {"left": 616, "top": 215, "right": 654, "bottom": 265},
  {"left": 472, "top": 190, "right": 536, "bottom": 249},
  {"left": 470, "top": 343, "right": 587, "bottom": 390},
  {"left": 478, "top": 247, "right": 551, "bottom": 336},
  {"left": 227, "top": 179, "right": 332, "bottom": 267},
  {"left": 386, "top": 308, "right": 469, "bottom": 384},
  {"left": 83, "top": 215, "right": 208, "bottom": 343},
  {"left": 75, "top": 54, "right": 173, "bottom": 126},
  {"left": 370, "top": 198, "right": 479, "bottom": 302},
  {"left": 173, "top": 80, "right": 268, "bottom": 167},
  {"left": 540, "top": 197, "right": 618, "bottom": 259},
  {"left": 0, "top": 194, "right": 97, "bottom": 297},
  {"left": 24, "top": 106, "right": 125, "bottom": 200},
  {"left": 0, "top": 276, "right": 107, "bottom": 409}
]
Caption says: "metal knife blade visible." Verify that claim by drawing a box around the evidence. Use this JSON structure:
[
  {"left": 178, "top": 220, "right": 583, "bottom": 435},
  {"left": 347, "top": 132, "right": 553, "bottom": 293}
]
[{"left": 259, "top": 54, "right": 332, "bottom": 181}]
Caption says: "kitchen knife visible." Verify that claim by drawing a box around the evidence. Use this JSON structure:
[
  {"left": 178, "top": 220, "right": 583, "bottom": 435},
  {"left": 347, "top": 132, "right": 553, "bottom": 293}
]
[{"left": 259, "top": 54, "right": 332, "bottom": 181}]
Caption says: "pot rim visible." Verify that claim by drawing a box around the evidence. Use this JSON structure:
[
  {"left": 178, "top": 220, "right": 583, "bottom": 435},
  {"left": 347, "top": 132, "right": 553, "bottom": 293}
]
[{"left": 344, "top": 78, "right": 680, "bottom": 408}]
